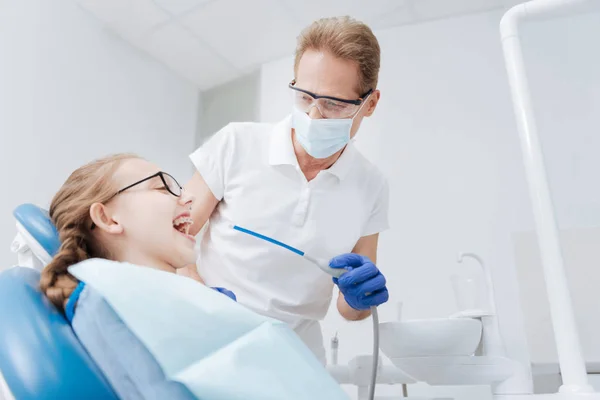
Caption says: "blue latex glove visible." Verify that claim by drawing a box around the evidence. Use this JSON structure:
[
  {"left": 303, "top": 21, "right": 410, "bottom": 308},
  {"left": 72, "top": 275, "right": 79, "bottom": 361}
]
[
  {"left": 211, "top": 286, "right": 237, "bottom": 301},
  {"left": 330, "top": 253, "right": 389, "bottom": 311}
]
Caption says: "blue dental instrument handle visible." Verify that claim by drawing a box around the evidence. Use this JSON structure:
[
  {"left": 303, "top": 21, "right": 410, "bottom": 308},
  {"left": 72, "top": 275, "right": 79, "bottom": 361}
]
[{"left": 231, "top": 225, "right": 346, "bottom": 278}]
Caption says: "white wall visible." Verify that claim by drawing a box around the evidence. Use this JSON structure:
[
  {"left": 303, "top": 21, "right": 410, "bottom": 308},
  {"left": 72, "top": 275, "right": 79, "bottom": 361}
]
[
  {"left": 259, "top": 9, "right": 600, "bottom": 400},
  {"left": 519, "top": 12, "right": 600, "bottom": 230},
  {"left": 0, "top": 0, "right": 199, "bottom": 269},
  {"left": 196, "top": 70, "right": 261, "bottom": 146}
]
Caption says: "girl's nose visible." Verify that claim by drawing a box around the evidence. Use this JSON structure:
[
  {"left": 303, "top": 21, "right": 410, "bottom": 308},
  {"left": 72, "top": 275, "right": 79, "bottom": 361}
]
[{"left": 179, "top": 187, "right": 195, "bottom": 207}]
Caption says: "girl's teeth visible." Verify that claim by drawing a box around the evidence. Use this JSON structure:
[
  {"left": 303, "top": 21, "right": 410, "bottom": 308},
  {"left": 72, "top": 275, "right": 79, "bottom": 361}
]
[
  {"left": 173, "top": 217, "right": 193, "bottom": 226},
  {"left": 173, "top": 216, "right": 194, "bottom": 236}
]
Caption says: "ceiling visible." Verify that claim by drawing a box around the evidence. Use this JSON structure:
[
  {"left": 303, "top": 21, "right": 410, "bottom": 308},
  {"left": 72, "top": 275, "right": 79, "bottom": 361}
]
[{"left": 77, "top": 0, "right": 524, "bottom": 91}]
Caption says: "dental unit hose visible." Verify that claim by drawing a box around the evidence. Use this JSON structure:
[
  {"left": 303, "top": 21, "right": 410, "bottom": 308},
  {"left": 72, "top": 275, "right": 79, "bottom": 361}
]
[{"left": 232, "top": 225, "right": 380, "bottom": 400}]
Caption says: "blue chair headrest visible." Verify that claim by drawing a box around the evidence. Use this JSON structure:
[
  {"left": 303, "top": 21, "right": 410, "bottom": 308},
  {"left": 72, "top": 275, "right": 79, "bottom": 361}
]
[
  {"left": 13, "top": 203, "right": 61, "bottom": 257},
  {"left": 0, "top": 267, "right": 117, "bottom": 400}
]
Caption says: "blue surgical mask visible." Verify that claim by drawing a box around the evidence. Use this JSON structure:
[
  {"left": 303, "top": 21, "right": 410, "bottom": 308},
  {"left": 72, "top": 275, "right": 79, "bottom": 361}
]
[{"left": 291, "top": 107, "right": 353, "bottom": 159}]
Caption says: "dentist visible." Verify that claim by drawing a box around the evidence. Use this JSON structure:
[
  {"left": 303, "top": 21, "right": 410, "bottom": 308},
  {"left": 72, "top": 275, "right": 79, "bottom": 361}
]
[{"left": 185, "top": 16, "right": 389, "bottom": 363}]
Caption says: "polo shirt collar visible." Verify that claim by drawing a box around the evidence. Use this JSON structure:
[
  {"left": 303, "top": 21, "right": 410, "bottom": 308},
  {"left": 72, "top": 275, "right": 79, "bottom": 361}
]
[
  {"left": 269, "top": 115, "right": 297, "bottom": 167},
  {"left": 268, "top": 114, "right": 357, "bottom": 181}
]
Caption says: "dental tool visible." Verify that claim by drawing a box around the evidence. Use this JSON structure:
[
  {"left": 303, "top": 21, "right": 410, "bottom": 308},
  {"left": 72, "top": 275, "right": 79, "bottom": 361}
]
[
  {"left": 232, "top": 224, "right": 380, "bottom": 400},
  {"left": 230, "top": 225, "right": 345, "bottom": 277}
]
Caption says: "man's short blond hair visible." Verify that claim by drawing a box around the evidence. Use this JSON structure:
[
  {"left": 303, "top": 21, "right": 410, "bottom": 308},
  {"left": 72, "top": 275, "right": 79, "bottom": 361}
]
[{"left": 294, "top": 16, "right": 381, "bottom": 95}]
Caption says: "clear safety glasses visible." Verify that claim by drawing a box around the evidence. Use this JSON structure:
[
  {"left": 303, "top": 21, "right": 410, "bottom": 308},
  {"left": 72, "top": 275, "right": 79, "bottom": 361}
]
[{"left": 288, "top": 79, "right": 373, "bottom": 119}]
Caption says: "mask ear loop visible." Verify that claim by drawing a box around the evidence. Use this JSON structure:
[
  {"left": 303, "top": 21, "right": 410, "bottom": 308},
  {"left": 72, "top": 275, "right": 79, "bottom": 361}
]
[
  {"left": 351, "top": 91, "right": 372, "bottom": 120},
  {"left": 347, "top": 92, "right": 373, "bottom": 144}
]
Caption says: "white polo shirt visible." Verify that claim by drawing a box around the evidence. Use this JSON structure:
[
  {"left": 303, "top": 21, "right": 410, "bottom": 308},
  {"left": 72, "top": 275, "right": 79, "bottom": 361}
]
[{"left": 189, "top": 115, "right": 389, "bottom": 363}]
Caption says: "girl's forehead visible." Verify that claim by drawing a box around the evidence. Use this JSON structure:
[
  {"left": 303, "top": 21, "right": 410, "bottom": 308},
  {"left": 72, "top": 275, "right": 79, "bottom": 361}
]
[{"left": 113, "top": 159, "right": 160, "bottom": 187}]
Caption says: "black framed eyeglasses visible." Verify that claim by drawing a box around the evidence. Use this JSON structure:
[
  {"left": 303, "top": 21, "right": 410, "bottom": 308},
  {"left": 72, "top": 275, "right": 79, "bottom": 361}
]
[
  {"left": 288, "top": 79, "right": 373, "bottom": 119},
  {"left": 90, "top": 171, "right": 182, "bottom": 230},
  {"left": 109, "top": 171, "right": 182, "bottom": 200}
]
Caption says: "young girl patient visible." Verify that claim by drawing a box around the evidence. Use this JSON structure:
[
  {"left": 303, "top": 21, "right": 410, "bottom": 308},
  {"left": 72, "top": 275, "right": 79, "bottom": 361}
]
[
  {"left": 39, "top": 153, "right": 346, "bottom": 400},
  {"left": 41, "top": 153, "right": 200, "bottom": 304},
  {"left": 40, "top": 154, "right": 213, "bottom": 399}
]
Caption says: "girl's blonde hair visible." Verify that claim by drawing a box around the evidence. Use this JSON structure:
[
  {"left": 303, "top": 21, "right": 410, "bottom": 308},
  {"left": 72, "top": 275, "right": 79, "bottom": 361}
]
[{"left": 40, "top": 153, "right": 139, "bottom": 310}]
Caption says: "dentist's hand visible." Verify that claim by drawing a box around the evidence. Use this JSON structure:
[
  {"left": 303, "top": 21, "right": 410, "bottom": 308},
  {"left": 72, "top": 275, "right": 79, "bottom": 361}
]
[
  {"left": 330, "top": 253, "right": 389, "bottom": 311},
  {"left": 211, "top": 287, "right": 237, "bottom": 301}
]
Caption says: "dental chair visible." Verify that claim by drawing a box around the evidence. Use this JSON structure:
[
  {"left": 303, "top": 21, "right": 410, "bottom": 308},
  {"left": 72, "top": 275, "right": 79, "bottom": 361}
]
[{"left": 0, "top": 204, "right": 118, "bottom": 400}]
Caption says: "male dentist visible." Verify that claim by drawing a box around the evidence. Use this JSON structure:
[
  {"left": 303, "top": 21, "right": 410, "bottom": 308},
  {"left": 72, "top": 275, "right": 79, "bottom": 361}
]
[{"left": 185, "top": 16, "right": 389, "bottom": 364}]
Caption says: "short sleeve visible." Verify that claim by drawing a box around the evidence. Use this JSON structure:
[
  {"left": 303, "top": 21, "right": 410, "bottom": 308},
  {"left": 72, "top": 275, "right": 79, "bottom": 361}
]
[
  {"left": 362, "top": 178, "right": 390, "bottom": 237},
  {"left": 189, "top": 125, "right": 235, "bottom": 201}
]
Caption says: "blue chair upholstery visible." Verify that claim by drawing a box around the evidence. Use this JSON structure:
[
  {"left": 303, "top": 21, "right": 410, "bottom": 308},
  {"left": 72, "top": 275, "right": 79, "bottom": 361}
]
[
  {"left": 13, "top": 203, "right": 61, "bottom": 257},
  {"left": 0, "top": 267, "right": 118, "bottom": 400},
  {"left": 0, "top": 204, "right": 117, "bottom": 399}
]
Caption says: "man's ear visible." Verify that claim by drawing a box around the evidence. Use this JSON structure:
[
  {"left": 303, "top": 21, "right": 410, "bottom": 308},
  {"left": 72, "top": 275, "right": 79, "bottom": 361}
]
[
  {"left": 89, "top": 203, "right": 123, "bottom": 234},
  {"left": 364, "top": 90, "right": 380, "bottom": 117}
]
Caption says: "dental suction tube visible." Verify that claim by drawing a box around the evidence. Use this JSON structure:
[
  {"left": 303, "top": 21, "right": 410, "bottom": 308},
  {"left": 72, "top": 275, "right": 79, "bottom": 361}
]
[{"left": 232, "top": 224, "right": 380, "bottom": 400}]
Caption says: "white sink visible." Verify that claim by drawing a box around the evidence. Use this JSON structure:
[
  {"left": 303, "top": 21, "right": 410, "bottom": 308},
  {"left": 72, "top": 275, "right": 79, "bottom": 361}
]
[{"left": 379, "top": 318, "right": 482, "bottom": 359}]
